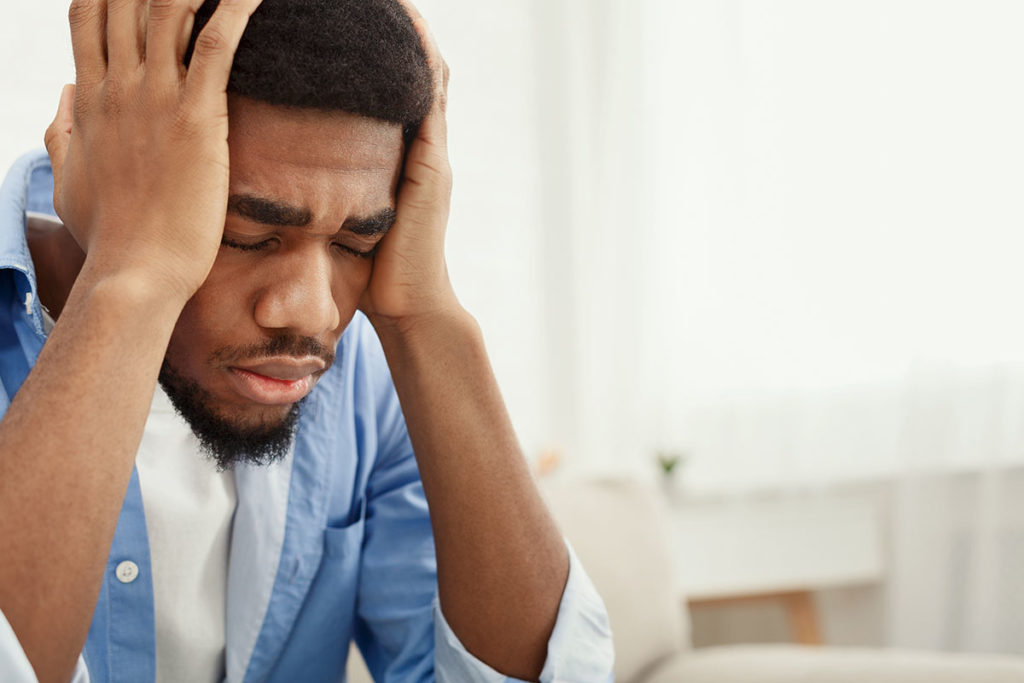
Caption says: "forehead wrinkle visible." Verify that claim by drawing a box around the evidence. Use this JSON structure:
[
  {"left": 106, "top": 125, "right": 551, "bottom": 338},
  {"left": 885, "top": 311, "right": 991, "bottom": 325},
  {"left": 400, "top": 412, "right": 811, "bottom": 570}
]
[
  {"left": 242, "top": 156, "right": 398, "bottom": 175},
  {"left": 229, "top": 161, "right": 397, "bottom": 206},
  {"left": 230, "top": 124, "right": 404, "bottom": 177},
  {"left": 227, "top": 150, "right": 400, "bottom": 233}
]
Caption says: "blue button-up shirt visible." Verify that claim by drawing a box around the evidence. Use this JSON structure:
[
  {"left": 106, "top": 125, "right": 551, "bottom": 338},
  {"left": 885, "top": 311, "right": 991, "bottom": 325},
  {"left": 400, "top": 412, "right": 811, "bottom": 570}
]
[{"left": 0, "top": 150, "right": 614, "bottom": 682}]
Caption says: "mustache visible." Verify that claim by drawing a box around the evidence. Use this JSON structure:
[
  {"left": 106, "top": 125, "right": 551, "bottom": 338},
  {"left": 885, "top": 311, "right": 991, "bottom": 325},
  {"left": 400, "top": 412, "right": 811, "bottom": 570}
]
[{"left": 209, "top": 336, "right": 336, "bottom": 368}]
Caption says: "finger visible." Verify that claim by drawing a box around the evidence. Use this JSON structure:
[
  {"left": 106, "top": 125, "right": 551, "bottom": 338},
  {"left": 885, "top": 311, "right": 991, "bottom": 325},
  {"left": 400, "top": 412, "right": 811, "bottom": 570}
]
[
  {"left": 398, "top": 93, "right": 452, "bottom": 232},
  {"left": 393, "top": 3, "right": 450, "bottom": 221},
  {"left": 106, "top": 0, "right": 146, "bottom": 73},
  {"left": 44, "top": 85, "right": 76, "bottom": 210},
  {"left": 395, "top": 0, "right": 446, "bottom": 104},
  {"left": 411, "top": 24, "right": 448, "bottom": 148},
  {"left": 397, "top": 5, "right": 448, "bottom": 147},
  {"left": 68, "top": 0, "right": 108, "bottom": 86},
  {"left": 145, "top": 0, "right": 204, "bottom": 81},
  {"left": 413, "top": 89, "right": 447, "bottom": 152},
  {"left": 184, "top": 0, "right": 262, "bottom": 100}
]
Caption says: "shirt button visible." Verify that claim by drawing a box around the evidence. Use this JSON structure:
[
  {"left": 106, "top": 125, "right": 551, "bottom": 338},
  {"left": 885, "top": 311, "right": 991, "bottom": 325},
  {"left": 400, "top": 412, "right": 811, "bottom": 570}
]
[{"left": 115, "top": 560, "right": 139, "bottom": 584}]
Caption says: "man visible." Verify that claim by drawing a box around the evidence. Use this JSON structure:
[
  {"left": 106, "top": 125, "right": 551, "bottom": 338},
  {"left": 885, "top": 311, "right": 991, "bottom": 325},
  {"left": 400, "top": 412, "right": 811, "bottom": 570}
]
[{"left": 0, "top": 0, "right": 613, "bottom": 681}]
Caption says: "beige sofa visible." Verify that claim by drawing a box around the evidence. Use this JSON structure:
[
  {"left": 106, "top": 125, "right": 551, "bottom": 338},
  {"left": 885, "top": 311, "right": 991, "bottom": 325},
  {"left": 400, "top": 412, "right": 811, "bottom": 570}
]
[
  {"left": 539, "top": 477, "right": 1024, "bottom": 683},
  {"left": 347, "top": 478, "right": 1024, "bottom": 681}
]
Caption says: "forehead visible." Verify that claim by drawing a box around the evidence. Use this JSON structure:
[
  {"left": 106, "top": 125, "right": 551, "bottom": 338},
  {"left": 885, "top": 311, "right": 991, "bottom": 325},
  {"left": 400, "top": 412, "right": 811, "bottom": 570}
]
[{"left": 226, "top": 97, "right": 405, "bottom": 213}]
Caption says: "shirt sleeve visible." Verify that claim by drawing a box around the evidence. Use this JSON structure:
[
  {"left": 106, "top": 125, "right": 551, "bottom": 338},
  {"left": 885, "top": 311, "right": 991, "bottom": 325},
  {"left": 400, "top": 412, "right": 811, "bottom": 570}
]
[
  {"left": 349, "top": 320, "right": 440, "bottom": 681},
  {"left": 350, "top": 319, "right": 614, "bottom": 681},
  {"left": 0, "top": 608, "right": 90, "bottom": 682},
  {"left": 432, "top": 542, "right": 615, "bottom": 683}
]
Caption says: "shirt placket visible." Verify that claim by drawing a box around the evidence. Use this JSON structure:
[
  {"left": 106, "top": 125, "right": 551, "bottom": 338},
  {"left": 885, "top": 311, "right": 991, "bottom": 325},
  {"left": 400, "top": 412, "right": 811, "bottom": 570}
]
[{"left": 84, "top": 467, "right": 157, "bottom": 682}]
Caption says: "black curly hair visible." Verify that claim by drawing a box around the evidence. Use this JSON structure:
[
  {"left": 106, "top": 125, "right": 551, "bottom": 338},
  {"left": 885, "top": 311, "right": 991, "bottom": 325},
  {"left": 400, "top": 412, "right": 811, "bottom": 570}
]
[{"left": 186, "top": 0, "right": 433, "bottom": 140}]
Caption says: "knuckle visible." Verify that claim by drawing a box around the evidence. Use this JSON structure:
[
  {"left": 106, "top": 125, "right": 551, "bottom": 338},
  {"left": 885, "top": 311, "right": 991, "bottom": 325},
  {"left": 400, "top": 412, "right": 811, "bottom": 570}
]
[
  {"left": 68, "top": 0, "right": 99, "bottom": 27},
  {"left": 431, "top": 156, "right": 452, "bottom": 182},
  {"left": 147, "top": 0, "right": 178, "bottom": 20},
  {"left": 411, "top": 157, "right": 452, "bottom": 192},
  {"left": 193, "top": 25, "right": 228, "bottom": 56}
]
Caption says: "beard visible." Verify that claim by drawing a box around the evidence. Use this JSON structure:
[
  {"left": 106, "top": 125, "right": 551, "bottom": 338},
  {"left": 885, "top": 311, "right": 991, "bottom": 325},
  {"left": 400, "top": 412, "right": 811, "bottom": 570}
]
[{"left": 158, "top": 360, "right": 303, "bottom": 471}]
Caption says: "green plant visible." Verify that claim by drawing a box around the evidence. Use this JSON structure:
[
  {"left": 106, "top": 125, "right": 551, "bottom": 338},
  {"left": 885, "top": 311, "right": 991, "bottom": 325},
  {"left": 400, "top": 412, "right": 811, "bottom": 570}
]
[{"left": 656, "top": 450, "right": 688, "bottom": 476}]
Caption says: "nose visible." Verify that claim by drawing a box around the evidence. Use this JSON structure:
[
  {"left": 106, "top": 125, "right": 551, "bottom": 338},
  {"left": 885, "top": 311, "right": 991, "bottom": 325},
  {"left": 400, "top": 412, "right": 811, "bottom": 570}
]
[{"left": 252, "top": 247, "right": 342, "bottom": 337}]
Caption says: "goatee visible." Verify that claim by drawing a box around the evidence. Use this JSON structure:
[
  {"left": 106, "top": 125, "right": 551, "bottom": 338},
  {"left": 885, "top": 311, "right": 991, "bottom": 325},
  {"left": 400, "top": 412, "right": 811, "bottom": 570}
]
[{"left": 158, "top": 360, "right": 301, "bottom": 471}]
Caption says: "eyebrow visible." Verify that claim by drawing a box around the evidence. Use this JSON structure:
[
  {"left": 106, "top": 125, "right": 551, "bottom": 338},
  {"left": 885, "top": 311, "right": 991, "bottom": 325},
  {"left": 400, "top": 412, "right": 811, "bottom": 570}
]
[
  {"left": 344, "top": 207, "right": 397, "bottom": 236},
  {"left": 228, "top": 194, "right": 311, "bottom": 227},
  {"left": 227, "top": 194, "right": 396, "bottom": 237}
]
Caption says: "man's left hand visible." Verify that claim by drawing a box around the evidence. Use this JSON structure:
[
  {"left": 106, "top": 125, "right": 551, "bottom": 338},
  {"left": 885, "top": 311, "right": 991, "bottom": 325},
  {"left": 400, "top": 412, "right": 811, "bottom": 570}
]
[{"left": 360, "top": 1, "right": 458, "bottom": 332}]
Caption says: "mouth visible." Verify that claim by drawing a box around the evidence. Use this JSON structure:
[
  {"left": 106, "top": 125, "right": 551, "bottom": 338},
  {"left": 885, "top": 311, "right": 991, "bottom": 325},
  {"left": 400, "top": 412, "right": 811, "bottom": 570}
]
[{"left": 225, "top": 357, "right": 327, "bottom": 406}]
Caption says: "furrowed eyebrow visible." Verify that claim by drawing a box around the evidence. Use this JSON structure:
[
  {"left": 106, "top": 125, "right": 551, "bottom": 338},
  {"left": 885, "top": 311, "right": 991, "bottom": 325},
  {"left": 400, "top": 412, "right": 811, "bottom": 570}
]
[
  {"left": 227, "top": 195, "right": 395, "bottom": 236},
  {"left": 343, "top": 208, "right": 397, "bottom": 237},
  {"left": 227, "top": 195, "right": 312, "bottom": 227}
]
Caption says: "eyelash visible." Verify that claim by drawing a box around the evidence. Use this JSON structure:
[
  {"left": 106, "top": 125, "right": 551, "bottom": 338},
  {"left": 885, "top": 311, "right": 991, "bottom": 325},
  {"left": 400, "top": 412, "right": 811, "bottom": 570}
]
[{"left": 220, "top": 238, "right": 377, "bottom": 259}]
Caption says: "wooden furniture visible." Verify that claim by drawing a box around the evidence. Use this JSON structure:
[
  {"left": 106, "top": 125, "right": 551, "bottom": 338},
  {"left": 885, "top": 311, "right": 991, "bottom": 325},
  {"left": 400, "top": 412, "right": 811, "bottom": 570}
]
[
  {"left": 688, "top": 589, "right": 823, "bottom": 645},
  {"left": 668, "top": 490, "right": 884, "bottom": 645}
]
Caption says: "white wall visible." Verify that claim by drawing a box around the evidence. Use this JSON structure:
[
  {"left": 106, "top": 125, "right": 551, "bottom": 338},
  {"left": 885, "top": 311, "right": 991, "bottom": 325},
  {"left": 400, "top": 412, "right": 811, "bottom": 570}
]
[
  {"left": 637, "top": 0, "right": 1024, "bottom": 487},
  {"left": 0, "top": 2, "right": 74, "bottom": 173}
]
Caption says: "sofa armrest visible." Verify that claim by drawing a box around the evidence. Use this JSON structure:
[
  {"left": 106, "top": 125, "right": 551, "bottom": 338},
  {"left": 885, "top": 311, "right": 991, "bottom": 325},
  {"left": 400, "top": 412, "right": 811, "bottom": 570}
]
[{"left": 643, "top": 645, "right": 1024, "bottom": 683}]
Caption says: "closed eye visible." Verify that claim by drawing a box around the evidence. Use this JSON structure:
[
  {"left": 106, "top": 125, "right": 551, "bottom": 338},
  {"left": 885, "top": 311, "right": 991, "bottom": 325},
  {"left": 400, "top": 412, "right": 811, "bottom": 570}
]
[
  {"left": 222, "top": 237, "right": 275, "bottom": 252},
  {"left": 221, "top": 236, "right": 379, "bottom": 258},
  {"left": 336, "top": 242, "right": 379, "bottom": 259}
]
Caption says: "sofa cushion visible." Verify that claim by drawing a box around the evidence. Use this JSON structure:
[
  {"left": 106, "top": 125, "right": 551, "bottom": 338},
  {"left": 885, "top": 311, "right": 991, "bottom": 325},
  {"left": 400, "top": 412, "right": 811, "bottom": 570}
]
[
  {"left": 539, "top": 477, "right": 690, "bottom": 683},
  {"left": 645, "top": 645, "right": 1024, "bottom": 683}
]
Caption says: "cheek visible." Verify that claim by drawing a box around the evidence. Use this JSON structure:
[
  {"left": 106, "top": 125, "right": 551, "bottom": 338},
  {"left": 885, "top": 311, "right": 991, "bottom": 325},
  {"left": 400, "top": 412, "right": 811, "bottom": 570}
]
[
  {"left": 331, "top": 260, "right": 374, "bottom": 318},
  {"left": 165, "top": 280, "right": 248, "bottom": 371},
  {"left": 336, "top": 259, "right": 372, "bottom": 293}
]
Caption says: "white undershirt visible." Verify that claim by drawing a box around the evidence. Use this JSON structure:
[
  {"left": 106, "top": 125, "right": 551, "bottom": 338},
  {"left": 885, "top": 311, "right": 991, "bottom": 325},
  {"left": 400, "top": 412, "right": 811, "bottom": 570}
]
[{"left": 136, "top": 386, "right": 237, "bottom": 683}]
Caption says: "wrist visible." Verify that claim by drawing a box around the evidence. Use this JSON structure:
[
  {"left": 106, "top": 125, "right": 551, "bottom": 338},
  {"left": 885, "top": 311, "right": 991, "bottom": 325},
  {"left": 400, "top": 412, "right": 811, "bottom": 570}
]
[
  {"left": 366, "top": 285, "right": 468, "bottom": 338},
  {"left": 72, "top": 261, "right": 191, "bottom": 324},
  {"left": 77, "top": 251, "right": 197, "bottom": 311},
  {"left": 369, "top": 302, "right": 479, "bottom": 353}
]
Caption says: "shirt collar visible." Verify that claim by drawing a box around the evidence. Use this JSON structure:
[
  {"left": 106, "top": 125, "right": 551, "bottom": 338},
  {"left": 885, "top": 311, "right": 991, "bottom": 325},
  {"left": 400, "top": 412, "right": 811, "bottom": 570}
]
[{"left": 0, "top": 149, "right": 57, "bottom": 334}]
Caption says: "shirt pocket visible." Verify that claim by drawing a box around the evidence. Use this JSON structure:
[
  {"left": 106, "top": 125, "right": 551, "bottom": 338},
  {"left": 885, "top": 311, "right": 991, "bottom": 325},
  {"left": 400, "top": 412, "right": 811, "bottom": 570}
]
[
  {"left": 271, "top": 502, "right": 366, "bottom": 679},
  {"left": 322, "top": 496, "right": 367, "bottom": 559}
]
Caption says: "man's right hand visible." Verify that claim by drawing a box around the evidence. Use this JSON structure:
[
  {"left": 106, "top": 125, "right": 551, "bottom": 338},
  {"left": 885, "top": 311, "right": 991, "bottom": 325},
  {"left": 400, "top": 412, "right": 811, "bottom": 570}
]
[{"left": 45, "top": 0, "right": 263, "bottom": 304}]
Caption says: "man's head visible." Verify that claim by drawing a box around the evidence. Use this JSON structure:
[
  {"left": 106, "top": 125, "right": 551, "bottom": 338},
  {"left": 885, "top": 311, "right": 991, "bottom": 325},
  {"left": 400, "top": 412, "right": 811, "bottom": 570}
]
[
  {"left": 187, "top": 0, "right": 432, "bottom": 136},
  {"left": 158, "top": 0, "right": 433, "bottom": 469}
]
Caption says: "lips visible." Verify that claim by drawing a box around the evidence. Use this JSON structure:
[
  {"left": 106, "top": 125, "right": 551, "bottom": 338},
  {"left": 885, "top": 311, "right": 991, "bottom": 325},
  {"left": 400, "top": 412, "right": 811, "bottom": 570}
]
[{"left": 226, "top": 357, "right": 326, "bottom": 405}]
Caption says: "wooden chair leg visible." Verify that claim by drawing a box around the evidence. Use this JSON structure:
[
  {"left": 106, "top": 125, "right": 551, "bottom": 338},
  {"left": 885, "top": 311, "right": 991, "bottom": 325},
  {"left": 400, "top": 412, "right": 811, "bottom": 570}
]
[{"left": 785, "top": 590, "right": 822, "bottom": 645}]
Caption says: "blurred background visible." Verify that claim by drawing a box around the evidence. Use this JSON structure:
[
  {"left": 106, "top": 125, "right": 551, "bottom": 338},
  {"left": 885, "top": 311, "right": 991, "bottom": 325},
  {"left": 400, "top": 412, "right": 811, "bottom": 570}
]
[{"left": 5, "top": 0, "right": 1024, "bottom": 671}]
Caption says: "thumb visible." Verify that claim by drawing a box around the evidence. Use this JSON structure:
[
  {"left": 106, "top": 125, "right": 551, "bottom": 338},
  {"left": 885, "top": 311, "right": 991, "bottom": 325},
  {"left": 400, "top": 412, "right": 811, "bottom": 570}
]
[{"left": 43, "top": 84, "right": 74, "bottom": 212}]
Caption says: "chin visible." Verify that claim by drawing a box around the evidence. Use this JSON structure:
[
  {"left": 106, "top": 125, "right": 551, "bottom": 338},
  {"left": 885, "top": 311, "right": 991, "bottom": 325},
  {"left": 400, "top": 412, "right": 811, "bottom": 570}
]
[
  {"left": 218, "top": 400, "right": 298, "bottom": 430},
  {"left": 158, "top": 361, "right": 304, "bottom": 470}
]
